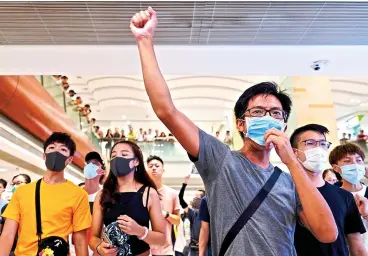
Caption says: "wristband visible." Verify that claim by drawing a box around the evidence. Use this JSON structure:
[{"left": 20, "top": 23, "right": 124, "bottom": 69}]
[
  {"left": 138, "top": 226, "right": 149, "bottom": 240},
  {"left": 96, "top": 242, "right": 102, "bottom": 256}
]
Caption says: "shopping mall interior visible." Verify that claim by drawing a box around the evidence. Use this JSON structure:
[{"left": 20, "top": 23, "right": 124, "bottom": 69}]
[
  {"left": 1, "top": 0, "right": 368, "bottom": 196},
  {"left": 2, "top": 1, "right": 368, "bottom": 254}
]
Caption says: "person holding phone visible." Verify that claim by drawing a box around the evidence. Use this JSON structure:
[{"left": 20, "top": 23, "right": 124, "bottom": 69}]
[{"left": 89, "top": 140, "right": 165, "bottom": 256}]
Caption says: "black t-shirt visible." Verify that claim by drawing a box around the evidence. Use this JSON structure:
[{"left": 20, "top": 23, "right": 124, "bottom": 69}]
[{"left": 294, "top": 182, "right": 366, "bottom": 256}]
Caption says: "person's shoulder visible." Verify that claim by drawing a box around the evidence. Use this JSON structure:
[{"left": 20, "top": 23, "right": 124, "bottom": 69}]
[
  {"left": 65, "top": 181, "right": 88, "bottom": 197},
  {"left": 325, "top": 182, "right": 354, "bottom": 199},
  {"left": 17, "top": 180, "right": 37, "bottom": 193},
  {"left": 163, "top": 185, "right": 177, "bottom": 195}
]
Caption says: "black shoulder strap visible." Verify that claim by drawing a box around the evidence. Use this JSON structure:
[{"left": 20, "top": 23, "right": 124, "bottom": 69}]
[
  {"left": 35, "top": 179, "right": 42, "bottom": 242},
  {"left": 146, "top": 187, "right": 151, "bottom": 208},
  {"left": 364, "top": 186, "right": 368, "bottom": 199},
  {"left": 219, "top": 167, "right": 282, "bottom": 256}
]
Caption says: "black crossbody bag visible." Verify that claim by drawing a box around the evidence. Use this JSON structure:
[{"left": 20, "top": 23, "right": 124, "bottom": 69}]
[
  {"left": 35, "top": 179, "right": 69, "bottom": 256},
  {"left": 219, "top": 167, "right": 282, "bottom": 256}
]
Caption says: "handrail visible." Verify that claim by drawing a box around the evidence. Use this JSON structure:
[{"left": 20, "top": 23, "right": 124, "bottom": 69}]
[{"left": 0, "top": 76, "right": 99, "bottom": 169}]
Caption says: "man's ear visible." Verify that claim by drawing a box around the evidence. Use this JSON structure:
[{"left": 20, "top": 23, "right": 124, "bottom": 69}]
[
  {"left": 236, "top": 119, "right": 245, "bottom": 134},
  {"left": 66, "top": 156, "right": 73, "bottom": 166},
  {"left": 332, "top": 164, "right": 341, "bottom": 174}
]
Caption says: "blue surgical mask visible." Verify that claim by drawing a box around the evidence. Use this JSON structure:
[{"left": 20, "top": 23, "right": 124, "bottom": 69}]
[
  {"left": 84, "top": 163, "right": 99, "bottom": 179},
  {"left": 245, "top": 116, "right": 285, "bottom": 146},
  {"left": 339, "top": 164, "right": 365, "bottom": 184}
]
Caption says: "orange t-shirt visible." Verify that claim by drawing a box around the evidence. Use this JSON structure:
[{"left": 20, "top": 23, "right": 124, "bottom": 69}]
[{"left": 3, "top": 180, "right": 92, "bottom": 255}]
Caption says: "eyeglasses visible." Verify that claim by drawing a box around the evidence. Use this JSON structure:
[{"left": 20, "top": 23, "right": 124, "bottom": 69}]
[
  {"left": 300, "top": 139, "right": 332, "bottom": 150},
  {"left": 244, "top": 107, "right": 287, "bottom": 121}
]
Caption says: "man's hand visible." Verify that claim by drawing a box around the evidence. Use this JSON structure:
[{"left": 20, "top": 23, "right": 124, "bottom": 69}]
[
  {"left": 264, "top": 128, "right": 297, "bottom": 166},
  {"left": 184, "top": 174, "right": 191, "bottom": 185},
  {"left": 355, "top": 194, "right": 368, "bottom": 217},
  {"left": 130, "top": 7, "right": 158, "bottom": 41}
]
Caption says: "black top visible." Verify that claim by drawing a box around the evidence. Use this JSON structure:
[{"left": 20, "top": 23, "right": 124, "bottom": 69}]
[
  {"left": 103, "top": 186, "right": 150, "bottom": 255},
  {"left": 295, "top": 182, "right": 365, "bottom": 256},
  {"left": 199, "top": 196, "right": 211, "bottom": 246}
]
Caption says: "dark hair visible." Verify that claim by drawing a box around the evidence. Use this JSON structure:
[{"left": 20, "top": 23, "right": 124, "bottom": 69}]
[
  {"left": 329, "top": 143, "right": 365, "bottom": 165},
  {"left": 234, "top": 82, "right": 292, "bottom": 139},
  {"left": 290, "top": 124, "right": 329, "bottom": 148},
  {"left": 12, "top": 174, "right": 31, "bottom": 184},
  {"left": 85, "top": 151, "right": 104, "bottom": 167},
  {"left": 0, "top": 179, "right": 7, "bottom": 188},
  {"left": 61, "top": 76, "right": 68, "bottom": 79},
  {"left": 198, "top": 189, "right": 206, "bottom": 198},
  {"left": 43, "top": 132, "right": 76, "bottom": 157},
  {"left": 78, "top": 182, "right": 85, "bottom": 187},
  {"left": 322, "top": 169, "right": 335, "bottom": 179},
  {"left": 91, "top": 118, "right": 96, "bottom": 122},
  {"left": 85, "top": 104, "right": 90, "bottom": 108},
  {"left": 100, "top": 141, "right": 157, "bottom": 210},
  {"left": 76, "top": 96, "right": 81, "bottom": 100},
  {"left": 69, "top": 90, "right": 75, "bottom": 94},
  {"left": 147, "top": 155, "right": 164, "bottom": 165}
]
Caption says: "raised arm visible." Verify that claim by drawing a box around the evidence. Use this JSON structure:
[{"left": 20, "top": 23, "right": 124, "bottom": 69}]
[
  {"left": 179, "top": 175, "right": 191, "bottom": 213},
  {"left": 130, "top": 8, "right": 199, "bottom": 158},
  {"left": 265, "top": 129, "right": 338, "bottom": 243}
]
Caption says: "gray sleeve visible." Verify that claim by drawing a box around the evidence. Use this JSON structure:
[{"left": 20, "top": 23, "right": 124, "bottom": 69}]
[
  {"left": 295, "top": 190, "right": 303, "bottom": 216},
  {"left": 188, "top": 128, "right": 230, "bottom": 184}
]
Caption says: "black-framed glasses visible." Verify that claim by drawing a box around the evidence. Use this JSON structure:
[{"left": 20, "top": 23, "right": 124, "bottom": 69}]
[
  {"left": 300, "top": 139, "right": 332, "bottom": 150},
  {"left": 243, "top": 107, "right": 287, "bottom": 121}
]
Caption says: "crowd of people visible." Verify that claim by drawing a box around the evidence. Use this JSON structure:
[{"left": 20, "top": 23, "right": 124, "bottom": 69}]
[
  {"left": 53, "top": 75, "right": 95, "bottom": 126},
  {"left": 2, "top": 7, "right": 368, "bottom": 256}
]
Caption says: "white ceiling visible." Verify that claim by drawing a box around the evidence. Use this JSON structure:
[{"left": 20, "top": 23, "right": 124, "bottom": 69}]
[
  {"left": 0, "top": 1, "right": 368, "bottom": 45},
  {"left": 66, "top": 75, "right": 368, "bottom": 130}
]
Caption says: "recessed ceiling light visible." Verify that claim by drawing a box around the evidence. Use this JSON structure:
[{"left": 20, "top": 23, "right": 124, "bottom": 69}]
[
  {"left": 130, "top": 100, "right": 136, "bottom": 105},
  {"left": 122, "top": 115, "right": 126, "bottom": 120},
  {"left": 0, "top": 168, "right": 7, "bottom": 172}
]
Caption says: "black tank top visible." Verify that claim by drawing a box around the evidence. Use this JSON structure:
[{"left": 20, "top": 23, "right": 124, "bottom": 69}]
[{"left": 103, "top": 186, "right": 150, "bottom": 255}]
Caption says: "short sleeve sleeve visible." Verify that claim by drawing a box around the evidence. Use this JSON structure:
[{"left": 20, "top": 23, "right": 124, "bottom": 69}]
[
  {"left": 2, "top": 191, "right": 21, "bottom": 223},
  {"left": 199, "top": 197, "right": 210, "bottom": 223},
  {"left": 345, "top": 194, "right": 366, "bottom": 235},
  {"left": 295, "top": 191, "right": 303, "bottom": 217},
  {"left": 188, "top": 129, "right": 230, "bottom": 184},
  {"left": 72, "top": 191, "right": 92, "bottom": 232}
]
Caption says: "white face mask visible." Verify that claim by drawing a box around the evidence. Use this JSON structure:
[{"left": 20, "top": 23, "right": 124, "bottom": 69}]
[{"left": 298, "top": 147, "right": 328, "bottom": 173}]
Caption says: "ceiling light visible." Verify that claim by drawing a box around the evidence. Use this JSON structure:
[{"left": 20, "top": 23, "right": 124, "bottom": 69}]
[
  {"left": 127, "top": 121, "right": 131, "bottom": 125},
  {"left": 130, "top": 100, "right": 136, "bottom": 105},
  {"left": 122, "top": 115, "right": 126, "bottom": 120},
  {"left": 0, "top": 168, "right": 7, "bottom": 172}
]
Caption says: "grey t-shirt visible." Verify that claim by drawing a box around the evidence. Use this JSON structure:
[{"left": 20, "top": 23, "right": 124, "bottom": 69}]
[{"left": 189, "top": 129, "right": 302, "bottom": 256}]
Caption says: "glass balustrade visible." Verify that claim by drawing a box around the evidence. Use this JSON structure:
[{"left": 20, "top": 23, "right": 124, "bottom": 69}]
[
  {"left": 100, "top": 138, "right": 188, "bottom": 161},
  {"left": 38, "top": 75, "right": 101, "bottom": 151}
]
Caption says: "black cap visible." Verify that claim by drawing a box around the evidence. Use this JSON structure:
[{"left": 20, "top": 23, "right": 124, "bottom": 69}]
[{"left": 85, "top": 151, "right": 104, "bottom": 165}]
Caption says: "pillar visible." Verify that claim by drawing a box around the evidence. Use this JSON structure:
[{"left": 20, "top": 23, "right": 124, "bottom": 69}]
[{"left": 284, "top": 76, "right": 338, "bottom": 146}]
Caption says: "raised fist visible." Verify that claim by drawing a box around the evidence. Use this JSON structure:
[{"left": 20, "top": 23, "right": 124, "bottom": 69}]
[{"left": 130, "top": 7, "right": 157, "bottom": 40}]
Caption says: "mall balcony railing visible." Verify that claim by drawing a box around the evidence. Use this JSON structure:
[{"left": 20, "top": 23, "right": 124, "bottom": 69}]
[
  {"left": 99, "top": 137, "right": 189, "bottom": 161},
  {"left": 37, "top": 75, "right": 101, "bottom": 151}
]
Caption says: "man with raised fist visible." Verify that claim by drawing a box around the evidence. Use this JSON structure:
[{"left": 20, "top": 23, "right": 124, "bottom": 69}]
[{"left": 130, "top": 8, "right": 337, "bottom": 256}]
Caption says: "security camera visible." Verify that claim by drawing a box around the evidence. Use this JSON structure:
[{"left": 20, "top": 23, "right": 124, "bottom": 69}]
[
  {"left": 311, "top": 60, "right": 328, "bottom": 71},
  {"left": 312, "top": 64, "right": 321, "bottom": 71}
]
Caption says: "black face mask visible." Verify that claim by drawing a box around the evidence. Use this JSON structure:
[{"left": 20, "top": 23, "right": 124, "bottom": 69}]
[
  {"left": 110, "top": 157, "right": 136, "bottom": 177},
  {"left": 45, "top": 152, "right": 68, "bottom": 172},
  {"left": 192, "top": 197, "right": 202, "bottom": 209}
]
